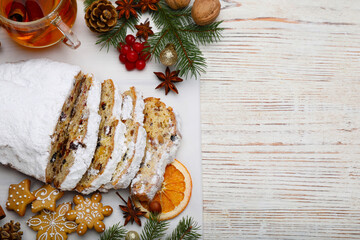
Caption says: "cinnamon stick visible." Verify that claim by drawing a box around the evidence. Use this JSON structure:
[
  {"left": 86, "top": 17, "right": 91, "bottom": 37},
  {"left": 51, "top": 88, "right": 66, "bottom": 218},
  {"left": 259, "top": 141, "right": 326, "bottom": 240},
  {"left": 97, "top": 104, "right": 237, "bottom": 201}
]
[
  {"left": 0, "top": 205, "right": 6, "bottom": 220},
  {"left": 7, "top": 0, "right": 26, "bottom": 22},
  {"left": 25, "top": 0, "right": 44, "bottom": 21}
]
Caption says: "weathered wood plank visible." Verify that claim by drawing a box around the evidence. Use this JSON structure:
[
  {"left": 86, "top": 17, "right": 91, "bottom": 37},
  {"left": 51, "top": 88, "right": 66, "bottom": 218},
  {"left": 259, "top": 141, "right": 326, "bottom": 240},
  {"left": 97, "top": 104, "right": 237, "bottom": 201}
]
[{"left": 202, "top": 0, "right": 360, "bottom": 238}]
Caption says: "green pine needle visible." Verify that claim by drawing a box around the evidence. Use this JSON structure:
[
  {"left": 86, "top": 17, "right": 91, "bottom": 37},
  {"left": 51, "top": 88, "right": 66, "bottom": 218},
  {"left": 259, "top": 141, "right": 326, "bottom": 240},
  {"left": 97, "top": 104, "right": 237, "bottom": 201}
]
[
  {"left": 99, "top": 215, "right": 201, "bottom": 240},
  {"left": 141, "top": 213, "right": 170, "bottom": 240},
  {"left": 84, "top": 0, "right": 224, "bottom": 79},
  {"left": 83, "top": 0, "right": 141, "bottom": 51},
  {"left": 84, "top": 0, "right": 97, "bottom": 10},
  {"left": 179, "top": 21, "right": 224, "bottom": 45},
  {"left": 151, "top": 4, "right": 193, "bottom": 29},
  {"left": 99, "top": 222, "right": 127, "bottom": 240},
  {"left": 95, "top": 16, "right": 140, "bottom": 51},
  {"left": 148, "top": 0, "right": 223, "bottom": 78},
  {"left": 166, "top": 217, "right": 201, "bottom": 240}
]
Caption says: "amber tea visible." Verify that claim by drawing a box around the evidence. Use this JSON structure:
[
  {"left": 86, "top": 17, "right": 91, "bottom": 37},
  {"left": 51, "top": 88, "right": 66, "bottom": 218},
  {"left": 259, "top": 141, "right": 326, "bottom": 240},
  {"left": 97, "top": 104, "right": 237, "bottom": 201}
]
[{"left": 0, "top": 0, "right": 78, "bottom": 48}]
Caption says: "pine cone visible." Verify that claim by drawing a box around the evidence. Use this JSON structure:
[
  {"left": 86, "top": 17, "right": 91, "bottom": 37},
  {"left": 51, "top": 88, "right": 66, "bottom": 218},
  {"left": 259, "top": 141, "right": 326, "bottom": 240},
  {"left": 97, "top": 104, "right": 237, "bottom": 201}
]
[
  {"left": 85, "top": 0, "right": 118, "bottom": 33},
  {"left": 0, "top": 221, "right": 23, "bottom": 240}
]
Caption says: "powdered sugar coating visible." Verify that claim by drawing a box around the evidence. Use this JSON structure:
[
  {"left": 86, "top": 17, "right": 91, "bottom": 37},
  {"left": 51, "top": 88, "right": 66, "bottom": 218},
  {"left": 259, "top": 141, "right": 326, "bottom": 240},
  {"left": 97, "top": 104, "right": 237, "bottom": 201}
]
[
  {"left": 79, "top": 81, "right": 127, "bottom": 194},
  {"left": 113, "top": 126, "right": 146, "bottom": 189},
  {"left": 131, "top": 108, "right": 182, "bottom": 200},
  {"left": 60, "top": 75, "right": 102, "bottom": 191},
  {"left": 0, "top": 59, "right": 80, "bottom": 182},
  {"left": 133, "top": 91, "right": 145, "bottom": 125},
  {"left": 121, "top": 89, "right": 144, "bottom": 124},
  {"left": 100, "top": 87, "right": 146, "bottom": 191},
  {"left": 121, "top": 95, "right": 133, "bottom": 120},
  {"left": 114, "top": 88, "right": 146, "bottom": 188},
  {"left": 98, "top": 93, "right": 134, "bottom": 192}
]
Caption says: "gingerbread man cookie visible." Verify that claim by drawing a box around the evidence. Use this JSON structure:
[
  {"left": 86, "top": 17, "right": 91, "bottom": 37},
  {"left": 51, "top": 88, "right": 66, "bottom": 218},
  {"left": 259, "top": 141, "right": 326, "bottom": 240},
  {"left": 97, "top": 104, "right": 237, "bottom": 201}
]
[
  {"left": 31, "top": 184, "right": 64, "bottom": 213},
  {"left": 66, "top": 193, "right": 113, "bottom": 235},
  {"left": 6, "top": 179, "right": 36, "bottom": 216},
  {"left": 27, "top": 202, "right": 77, "bottom": 240}
]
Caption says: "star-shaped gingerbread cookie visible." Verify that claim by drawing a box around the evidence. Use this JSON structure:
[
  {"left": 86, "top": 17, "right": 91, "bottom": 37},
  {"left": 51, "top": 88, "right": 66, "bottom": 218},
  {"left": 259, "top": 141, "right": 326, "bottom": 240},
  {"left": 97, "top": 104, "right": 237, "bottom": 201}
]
[
  {"left": 66, "top": 193, "right": 113, "bottom": 235},
  {"left": 27, "top": 202, "right": 77, "bottom": 240},
  {"left": 6, "top": 179, "right": 36, "bottom": 216},
  {"left": 31, "top": 184, "right": 64, "bottom": 213}
]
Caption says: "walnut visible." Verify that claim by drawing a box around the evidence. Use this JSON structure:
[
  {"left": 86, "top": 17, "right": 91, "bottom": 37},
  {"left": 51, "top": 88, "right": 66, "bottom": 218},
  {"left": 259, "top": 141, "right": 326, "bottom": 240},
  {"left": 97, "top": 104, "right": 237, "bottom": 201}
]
[
  {"left": 165, "top": 0, "right": 190, "bottom": 10},
  {"left": 191, "top": 0, "right": 221, "bottom": 26}
]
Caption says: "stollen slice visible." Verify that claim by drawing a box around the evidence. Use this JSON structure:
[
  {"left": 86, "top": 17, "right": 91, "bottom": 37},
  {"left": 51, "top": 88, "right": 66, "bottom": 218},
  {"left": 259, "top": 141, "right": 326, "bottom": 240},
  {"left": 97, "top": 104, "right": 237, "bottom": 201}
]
[
  {"left": 130, "top": 97, "right": 182, "bottom": 201},
  {"left": 75, "top": 79, "right": 126, "bottom": 194},
  {"left": 100, "top": 87, "right": 146, "bottom": 191},
  {"left": 47, "top": 74, "right": 102, "bottom": 191}
]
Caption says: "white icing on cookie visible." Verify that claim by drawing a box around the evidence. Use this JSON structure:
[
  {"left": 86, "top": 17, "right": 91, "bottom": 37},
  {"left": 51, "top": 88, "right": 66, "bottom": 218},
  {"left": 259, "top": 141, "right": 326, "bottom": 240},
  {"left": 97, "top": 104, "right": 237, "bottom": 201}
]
[
  {"left": 27, "top": 202, "right": 77, "bottom": 240},
  {"left": 34, "top": 188, "right": 60, "bottom": 202}
]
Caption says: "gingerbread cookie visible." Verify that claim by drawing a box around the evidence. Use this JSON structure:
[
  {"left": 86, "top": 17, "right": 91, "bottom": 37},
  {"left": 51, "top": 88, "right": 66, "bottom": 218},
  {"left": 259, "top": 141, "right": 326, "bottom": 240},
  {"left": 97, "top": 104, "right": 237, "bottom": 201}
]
[
  {"left": 6, "top": 179, "right": 36, "bottom": 216},
  {"left": 27, "top": 202, "right": 77, "bottom": 240},
  {"left": 31, "top": 184, "right": 64, "bottom": 213},
  {"left": 66, "top": 193, "right": 113, "bottom": 235},
  {"left": 0, "top": 205, "right": 5, "bottom": 220}
]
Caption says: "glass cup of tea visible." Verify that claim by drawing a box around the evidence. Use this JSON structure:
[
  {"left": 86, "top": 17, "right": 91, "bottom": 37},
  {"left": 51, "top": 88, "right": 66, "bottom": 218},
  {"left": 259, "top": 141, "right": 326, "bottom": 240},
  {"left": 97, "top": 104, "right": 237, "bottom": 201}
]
[{"left": 0, "top": 0, "right": 80, "bottom": 49}]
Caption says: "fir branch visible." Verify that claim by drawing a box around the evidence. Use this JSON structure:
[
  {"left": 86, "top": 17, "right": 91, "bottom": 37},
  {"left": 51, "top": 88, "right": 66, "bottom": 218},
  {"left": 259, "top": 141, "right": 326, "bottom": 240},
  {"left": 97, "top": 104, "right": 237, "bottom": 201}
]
[
  {"left": 165, "top": 217, "right": 201, "bottom": 240},
  {"left": 149, "top": 1, "right": 207, "bottom": 78},
  {"left": 85, "top": 0, "right": 224, "bottom": 79},
  {"left": 141, "top": 213, "right": 169, "bottom": 240},
  {"left": 84, "top": 0, "right": 97, "bottom": 10},
  {"left": 96, "top": 16, "right": 140, "bottom": 51},
  {"left": 99, "top": 222, "right": 127, "bottom": 240},
  {"left": 173, "top": 32, "right": 206, "bottom": 77},
  {"left": 151, "top": 3, "right": 193, "bottom": 29},
  {"left": 180, "top": 21, "right": 224, "bottom": 45},
  {"left": 148, "top": 29, "right": 168, "bottom": 56},
  {"left": 84, "top": 0, "right": 141, "bottom": 51}
]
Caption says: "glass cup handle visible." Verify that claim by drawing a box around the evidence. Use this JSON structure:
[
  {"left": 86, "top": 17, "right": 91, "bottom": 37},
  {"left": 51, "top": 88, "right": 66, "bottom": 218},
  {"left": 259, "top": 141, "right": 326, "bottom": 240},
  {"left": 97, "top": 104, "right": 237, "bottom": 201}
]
[{"left": 52, "top": 16, "right": 80, "bottom": 49}]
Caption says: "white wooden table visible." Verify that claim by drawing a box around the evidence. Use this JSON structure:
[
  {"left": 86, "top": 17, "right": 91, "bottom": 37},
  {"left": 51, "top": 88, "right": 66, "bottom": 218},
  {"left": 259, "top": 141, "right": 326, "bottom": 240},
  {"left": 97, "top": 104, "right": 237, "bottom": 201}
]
[{"left": 202, "top": 0, "right": 360, "bottom": 238}]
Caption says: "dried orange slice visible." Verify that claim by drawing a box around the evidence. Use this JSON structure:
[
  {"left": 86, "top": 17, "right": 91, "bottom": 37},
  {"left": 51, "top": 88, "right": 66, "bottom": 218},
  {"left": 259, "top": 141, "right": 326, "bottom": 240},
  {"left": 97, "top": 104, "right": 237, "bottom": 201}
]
[{"left": 133, "top": 159, "right": 192, "bottom": 221}]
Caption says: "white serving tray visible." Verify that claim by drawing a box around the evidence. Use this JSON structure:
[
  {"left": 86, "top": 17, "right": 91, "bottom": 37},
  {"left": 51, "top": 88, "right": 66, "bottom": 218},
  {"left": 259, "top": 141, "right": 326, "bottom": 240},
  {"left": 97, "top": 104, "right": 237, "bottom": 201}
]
[{"left": 0, "top": 1, "right": 203, "bottom": 238}]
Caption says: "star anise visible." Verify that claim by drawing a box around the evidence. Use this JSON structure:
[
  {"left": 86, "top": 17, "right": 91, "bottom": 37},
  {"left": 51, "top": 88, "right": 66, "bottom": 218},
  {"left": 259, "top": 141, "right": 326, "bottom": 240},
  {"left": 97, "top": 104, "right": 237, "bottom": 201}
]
[
  {"left": 154, "top": 67, "right": 183, "bottom": 95},
  {"left": 135, "top": 20, "right": 154, "bottom": 41},
  {"left": 136, "top": 0, "right": 159, "bottom": 13},
  {"left": 116, "top": 192, "right": 146, "bottom": 226},
  {"left": 115, "top": 0, "right": 138, "bottom": 19}
]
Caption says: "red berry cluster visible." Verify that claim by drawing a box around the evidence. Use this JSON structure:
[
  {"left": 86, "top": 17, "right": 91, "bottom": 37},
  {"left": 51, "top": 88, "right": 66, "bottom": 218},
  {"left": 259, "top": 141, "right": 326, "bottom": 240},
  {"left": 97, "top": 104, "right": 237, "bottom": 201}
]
[{"left": 118, "top": 34, "right": 151, "bottom": 71}]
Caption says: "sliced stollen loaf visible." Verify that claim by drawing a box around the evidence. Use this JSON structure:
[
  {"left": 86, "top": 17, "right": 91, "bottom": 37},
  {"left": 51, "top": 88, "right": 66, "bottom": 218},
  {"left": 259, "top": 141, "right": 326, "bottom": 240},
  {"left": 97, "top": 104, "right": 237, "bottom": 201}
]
[
  {"left": 47, "top": 72, "right": 84, "bottom": 172},
  {"left": 100, "top": 87, "right": 146, "bottom": 191},
  {"left": 0, "top": 59, "right": 81, "bottom": 182},
  {"left": 46, "top": 74, "right": 102, "bottom": 191},
  {"left": 75, "top": 79, "right": 126, "bottom": 194},
  {"left": 131, "top": 97, "right": 182, "bottom": 201}
]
